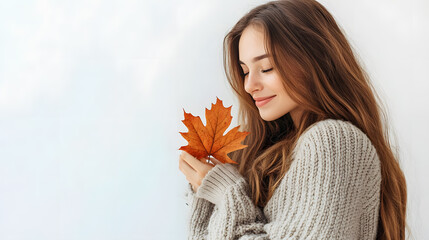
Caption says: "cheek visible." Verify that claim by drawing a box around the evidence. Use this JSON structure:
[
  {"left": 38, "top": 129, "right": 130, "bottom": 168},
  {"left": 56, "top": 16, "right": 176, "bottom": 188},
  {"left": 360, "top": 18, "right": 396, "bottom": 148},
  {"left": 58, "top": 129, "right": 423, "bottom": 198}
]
[
  {"left": 268, "top": 74, "right": 285, "bottom": 91},
  {"left": 274, "top": 85, "right": 298, "bottom": 111},
  {"left": 279, "top": 92, "right": 297, "bottom": 107}
]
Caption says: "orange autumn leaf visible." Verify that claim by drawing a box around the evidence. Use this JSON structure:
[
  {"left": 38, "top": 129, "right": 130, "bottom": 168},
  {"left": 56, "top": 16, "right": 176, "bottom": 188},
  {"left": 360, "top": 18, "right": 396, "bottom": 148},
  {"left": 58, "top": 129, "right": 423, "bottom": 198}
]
[{"left": 179, "top": 97, "right": 250, "bottom": 164}]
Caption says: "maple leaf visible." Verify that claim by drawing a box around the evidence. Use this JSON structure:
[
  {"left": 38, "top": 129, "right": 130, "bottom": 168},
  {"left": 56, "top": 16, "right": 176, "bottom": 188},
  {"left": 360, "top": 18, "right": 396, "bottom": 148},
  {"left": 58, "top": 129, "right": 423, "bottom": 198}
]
[{"left": 179, "top": 97, "right": 250, "bottom": 164}]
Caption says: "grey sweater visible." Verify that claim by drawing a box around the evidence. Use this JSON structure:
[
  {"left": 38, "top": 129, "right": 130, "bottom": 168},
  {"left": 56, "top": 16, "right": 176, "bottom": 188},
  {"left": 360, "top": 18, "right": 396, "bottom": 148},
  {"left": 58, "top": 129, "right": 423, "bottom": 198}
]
[{"left": 184, "top": 119, "right": 381, "bottom": 239}]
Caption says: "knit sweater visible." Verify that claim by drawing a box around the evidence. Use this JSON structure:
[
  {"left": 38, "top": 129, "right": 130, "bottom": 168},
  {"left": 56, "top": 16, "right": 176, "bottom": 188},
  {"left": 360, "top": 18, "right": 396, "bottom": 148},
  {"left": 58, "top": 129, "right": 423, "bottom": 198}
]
[{"left": 184, "top": 119, "right": 381, "bottom": 240}]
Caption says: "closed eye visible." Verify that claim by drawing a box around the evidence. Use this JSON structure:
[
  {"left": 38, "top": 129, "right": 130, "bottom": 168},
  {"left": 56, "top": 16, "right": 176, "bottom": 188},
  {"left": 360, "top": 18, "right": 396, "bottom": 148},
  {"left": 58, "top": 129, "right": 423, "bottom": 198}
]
[{"left": 242, "top": 68, "right": 273, "bottom": 77}]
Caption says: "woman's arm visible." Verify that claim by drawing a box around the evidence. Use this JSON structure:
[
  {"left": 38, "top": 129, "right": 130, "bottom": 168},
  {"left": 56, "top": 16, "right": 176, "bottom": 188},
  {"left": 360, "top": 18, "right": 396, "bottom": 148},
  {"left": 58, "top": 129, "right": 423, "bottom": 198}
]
[
  {"left": 189, "top": 120, "right": 381, "bottom": 239},
  {"left": 185, "top": 182, "right": 216, "bottom": 239}
]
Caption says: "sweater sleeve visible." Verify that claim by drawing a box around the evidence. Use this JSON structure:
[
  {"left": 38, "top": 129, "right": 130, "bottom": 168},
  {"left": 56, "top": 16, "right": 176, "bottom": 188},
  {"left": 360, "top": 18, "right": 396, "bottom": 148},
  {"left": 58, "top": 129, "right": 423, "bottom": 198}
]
[
  {"left": 187, "top": 120, "right": 381, "bottom": 240},
  {"left": 185, "top": 182, "right": 216, "bottom": 239}
]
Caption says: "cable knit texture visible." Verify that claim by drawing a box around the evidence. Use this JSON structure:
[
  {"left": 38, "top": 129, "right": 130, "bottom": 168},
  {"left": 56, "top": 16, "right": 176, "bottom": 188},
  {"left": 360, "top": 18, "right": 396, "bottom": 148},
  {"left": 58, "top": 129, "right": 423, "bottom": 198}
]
[{"left": 184, "top": 119, "right": 381, "bottom": 239}]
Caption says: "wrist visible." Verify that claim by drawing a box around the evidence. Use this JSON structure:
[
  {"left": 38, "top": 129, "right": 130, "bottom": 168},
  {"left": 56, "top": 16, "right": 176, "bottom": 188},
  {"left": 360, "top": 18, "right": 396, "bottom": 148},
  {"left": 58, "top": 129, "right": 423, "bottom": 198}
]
[{"left": 195, "top": 163, "right": 244, "bottom": 205}]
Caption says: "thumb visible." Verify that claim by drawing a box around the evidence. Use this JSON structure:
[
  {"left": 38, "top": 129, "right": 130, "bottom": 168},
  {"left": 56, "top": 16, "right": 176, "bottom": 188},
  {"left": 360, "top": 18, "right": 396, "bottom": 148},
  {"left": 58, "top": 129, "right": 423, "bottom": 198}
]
[
  {"left": 208, "top": 157, "right": 222, "bottom": 165},
  {"left": 198, "top": 157, "right": 216, "bottom": 167}
]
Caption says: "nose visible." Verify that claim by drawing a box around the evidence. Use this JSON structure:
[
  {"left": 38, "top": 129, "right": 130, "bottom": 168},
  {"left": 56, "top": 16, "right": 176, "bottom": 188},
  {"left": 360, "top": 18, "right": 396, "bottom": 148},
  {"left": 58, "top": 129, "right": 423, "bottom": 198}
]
[{"left": 244, "top": 71, "right": 262, "bottom": 94}]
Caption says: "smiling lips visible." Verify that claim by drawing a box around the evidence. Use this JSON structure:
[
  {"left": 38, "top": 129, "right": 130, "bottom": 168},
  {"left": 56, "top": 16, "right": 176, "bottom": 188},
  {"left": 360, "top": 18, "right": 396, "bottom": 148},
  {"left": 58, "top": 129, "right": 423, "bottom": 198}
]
[{"left": 254, "top": 95, "right": 276, "bottom": 107}]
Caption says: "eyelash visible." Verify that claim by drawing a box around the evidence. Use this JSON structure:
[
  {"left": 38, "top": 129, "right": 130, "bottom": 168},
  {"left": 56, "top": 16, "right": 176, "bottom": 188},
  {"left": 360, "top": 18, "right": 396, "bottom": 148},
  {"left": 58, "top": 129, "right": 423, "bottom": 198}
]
[{"left": 242, "top": 68, "right": 273, "bottom": 77}]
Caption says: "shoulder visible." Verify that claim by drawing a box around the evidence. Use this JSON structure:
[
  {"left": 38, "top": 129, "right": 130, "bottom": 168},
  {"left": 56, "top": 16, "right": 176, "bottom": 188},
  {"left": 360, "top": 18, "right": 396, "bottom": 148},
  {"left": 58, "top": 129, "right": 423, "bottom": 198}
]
[
  {"left": 295, "top": 118, "right": 374, "bottom": 152},
  {"left": 291, "top": 119, "right": 380, "bottom": 173}
]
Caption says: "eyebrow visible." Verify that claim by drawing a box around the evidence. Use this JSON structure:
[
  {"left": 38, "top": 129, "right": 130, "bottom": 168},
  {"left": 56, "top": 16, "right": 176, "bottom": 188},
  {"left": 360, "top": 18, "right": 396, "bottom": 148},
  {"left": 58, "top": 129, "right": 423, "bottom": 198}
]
[{"left": 239, "top": 54, "right": 270, "bottom": 65}]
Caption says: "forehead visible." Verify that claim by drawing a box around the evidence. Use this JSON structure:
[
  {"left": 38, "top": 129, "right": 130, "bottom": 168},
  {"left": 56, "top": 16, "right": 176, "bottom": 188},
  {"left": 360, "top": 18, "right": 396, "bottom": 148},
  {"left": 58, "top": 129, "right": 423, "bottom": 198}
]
[{"left": 238, "top": 25, "right": 268, "bottom": 63}]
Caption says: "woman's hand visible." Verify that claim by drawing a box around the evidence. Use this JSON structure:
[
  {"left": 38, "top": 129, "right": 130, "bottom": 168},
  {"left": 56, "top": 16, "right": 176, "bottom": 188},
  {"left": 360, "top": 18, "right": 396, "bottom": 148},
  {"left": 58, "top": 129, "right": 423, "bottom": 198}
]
[{"left": 179, "top": 151, "right": 220, "bottom": 192}]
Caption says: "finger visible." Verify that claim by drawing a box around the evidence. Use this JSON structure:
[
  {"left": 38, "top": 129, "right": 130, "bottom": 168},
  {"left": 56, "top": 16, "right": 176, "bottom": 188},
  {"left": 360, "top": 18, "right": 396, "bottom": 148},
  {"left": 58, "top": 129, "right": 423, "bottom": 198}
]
[
  {"left": 179, "top": 156, "right": 202, "bottom": 187},
  {"left": 181, "top": 151, "right": 212, "bottom": 172},
  {"left": 179, "top": 155, "right": 196, "bottom": 177}
]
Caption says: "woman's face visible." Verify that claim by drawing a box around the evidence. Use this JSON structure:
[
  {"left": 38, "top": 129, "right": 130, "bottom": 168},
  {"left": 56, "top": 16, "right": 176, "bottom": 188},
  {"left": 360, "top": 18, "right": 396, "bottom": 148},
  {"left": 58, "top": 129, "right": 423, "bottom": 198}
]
[{"left": 238, "top": 24, "right": 302, "bottom": 123}]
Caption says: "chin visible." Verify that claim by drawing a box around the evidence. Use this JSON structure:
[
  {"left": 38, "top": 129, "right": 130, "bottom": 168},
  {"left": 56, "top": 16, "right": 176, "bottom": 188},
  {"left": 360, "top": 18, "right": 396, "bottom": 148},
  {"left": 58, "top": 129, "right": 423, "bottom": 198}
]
[{"left": 260, "top": 113, "right": 281, "bottom": 122}]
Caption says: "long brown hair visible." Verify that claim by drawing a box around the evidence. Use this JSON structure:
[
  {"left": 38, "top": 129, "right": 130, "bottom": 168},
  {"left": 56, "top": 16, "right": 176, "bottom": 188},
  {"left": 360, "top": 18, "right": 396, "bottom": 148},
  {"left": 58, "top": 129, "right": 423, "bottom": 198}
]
[{"left": 223, "top": 0, "right": 407, "bottom": 239}]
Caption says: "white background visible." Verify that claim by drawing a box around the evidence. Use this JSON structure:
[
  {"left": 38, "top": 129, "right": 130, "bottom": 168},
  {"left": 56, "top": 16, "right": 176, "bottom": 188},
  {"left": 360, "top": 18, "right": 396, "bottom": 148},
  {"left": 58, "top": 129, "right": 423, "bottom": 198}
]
[{"left": 0, "top": 0, "right": 427, "bottom": 239}]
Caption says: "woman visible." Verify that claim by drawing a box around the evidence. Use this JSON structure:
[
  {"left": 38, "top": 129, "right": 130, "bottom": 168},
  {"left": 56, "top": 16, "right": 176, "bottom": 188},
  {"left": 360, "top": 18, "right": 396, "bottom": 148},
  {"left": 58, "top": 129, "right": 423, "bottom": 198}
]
[{"left": 178, "top": 0, "right": 407, "bottom": 239}]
